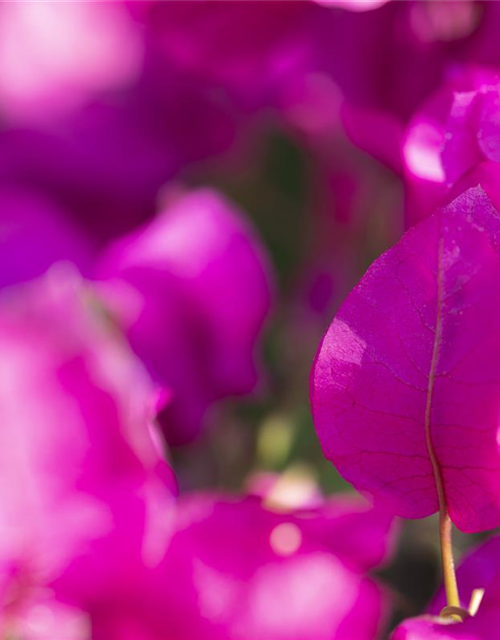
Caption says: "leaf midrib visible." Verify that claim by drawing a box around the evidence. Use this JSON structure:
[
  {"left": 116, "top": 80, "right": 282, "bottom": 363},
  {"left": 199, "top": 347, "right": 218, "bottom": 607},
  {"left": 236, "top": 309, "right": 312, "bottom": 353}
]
[{"left": 424, "top": 233, "right": 448, "bottom": 514}]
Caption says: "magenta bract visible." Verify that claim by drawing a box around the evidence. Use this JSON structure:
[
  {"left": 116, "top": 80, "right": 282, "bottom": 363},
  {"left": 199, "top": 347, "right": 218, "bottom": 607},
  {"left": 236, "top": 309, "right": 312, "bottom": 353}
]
[
  {"left": 0, "top": 267, "right": 174, "bottom": 632},
  {"left": 98, "top": 188, "right": 273, "bottom": 445},
  {"left": 311, "top": 186, "right": 500, "bottom": 532},
  {"left": 155, "top": 491, "right": 395, "bottom": 640},
  {"left": 403, "top": 70, "right": 500, "bottom": 226}
]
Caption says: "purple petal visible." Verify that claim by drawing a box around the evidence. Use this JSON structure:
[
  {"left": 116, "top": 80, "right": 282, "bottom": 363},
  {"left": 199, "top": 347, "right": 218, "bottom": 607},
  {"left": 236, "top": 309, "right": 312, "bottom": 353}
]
[
  {"left": 0, "top": 267, "right": 174, "bottom": 609},
  {"left": 311, "top": 186, "right": 500, "bottom": 532},
  {"left": 0, "top": 189, "right": 91, "bottom": 288},
  {"left": 98, "top": 188, "right": 273, "bottom": 444},
  {"left": 154, "top": 491, "right": 394, "bottom": 640}
]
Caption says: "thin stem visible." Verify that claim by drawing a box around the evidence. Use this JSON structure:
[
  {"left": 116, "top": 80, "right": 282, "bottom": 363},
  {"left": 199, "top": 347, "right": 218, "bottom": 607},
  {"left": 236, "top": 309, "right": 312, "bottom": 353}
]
[
  {"left": 439, "top": 507, "right": 460, "bottom": 610},
  {"left": 424, "top": 234, "right": 461, "bottom": 615}
]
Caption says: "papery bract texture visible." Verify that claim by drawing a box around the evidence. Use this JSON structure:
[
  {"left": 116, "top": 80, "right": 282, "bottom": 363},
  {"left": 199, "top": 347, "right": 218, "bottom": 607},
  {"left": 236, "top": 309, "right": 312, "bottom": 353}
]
[
  {"left": 98, "top": 188, "right": 273, "bottom": 444},
  {"left": 311, "top": 186, "right": 500, "bottom": 532},
  {"left": 155, "top": 491, "right": 395, "bottom": 640}
]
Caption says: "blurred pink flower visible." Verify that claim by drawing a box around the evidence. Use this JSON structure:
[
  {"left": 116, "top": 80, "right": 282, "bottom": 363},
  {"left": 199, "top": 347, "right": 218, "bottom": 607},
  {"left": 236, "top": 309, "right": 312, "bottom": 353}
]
[
  {"left": 155, "top": 491, "right": 396, "bottom": 640},
  {"left": 0, "top": 1, "right": 143, "bottom": 125},
  {"left": 144, "top": 1, "right": 311, "bottom": 110},
  {"left": 0, "top": 266, "right": 174, "bottom": 635},
  {"left": 314, "top": 3, "right": 500, "bottom": 187},
  {"left": 0, "top": 593, "right": 91, "bottom": 640},
  {"left": 98, "top": 188, "right": 273, "bottom": 445},
  {"left": 402, "top": 67, "right": 500, "bottom": 226},
  {"left": 0, "top": 50, "right": 251, "bottom": 248}
]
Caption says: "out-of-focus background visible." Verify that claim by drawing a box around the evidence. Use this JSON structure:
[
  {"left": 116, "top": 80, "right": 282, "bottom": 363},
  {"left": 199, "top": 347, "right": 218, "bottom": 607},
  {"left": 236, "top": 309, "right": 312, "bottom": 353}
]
[{"left": 2, "top": 2, "right": 500, "bottom": 637}]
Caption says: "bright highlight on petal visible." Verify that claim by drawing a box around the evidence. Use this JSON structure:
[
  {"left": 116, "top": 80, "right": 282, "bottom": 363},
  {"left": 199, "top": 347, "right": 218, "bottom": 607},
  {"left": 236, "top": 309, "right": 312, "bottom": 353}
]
[
  {"left": 404, "top": 121, "right": 446, "bottom": 182},
  {"left": 270, "top": 522, "right": 303, "bottom": 556}
]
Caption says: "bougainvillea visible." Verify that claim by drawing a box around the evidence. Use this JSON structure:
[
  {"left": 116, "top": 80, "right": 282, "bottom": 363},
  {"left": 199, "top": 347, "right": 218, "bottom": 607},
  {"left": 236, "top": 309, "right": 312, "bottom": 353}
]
[
  {"left": 98, "top": 187, "right": 273, "bottom": 444},
  {"left": 312, "top": 186, "right": 500, "bottom": 532},
  {"left": 0, "top": 2, "right": 144, "bottom": 125},
  {"left": 155, "top": 489, "right": 396, "bottom": 640},
  {"left": 311, "top": 184, "right": 500, "bottom": 621},
  {"left": 403, "top": 69, "right": 500, "bottom": 226},
  {"left": 8, "top": 2, "right": 500, "bottom": 639},
  {"left": 0, "top": 267, "right": 174, "bottom": 637}
]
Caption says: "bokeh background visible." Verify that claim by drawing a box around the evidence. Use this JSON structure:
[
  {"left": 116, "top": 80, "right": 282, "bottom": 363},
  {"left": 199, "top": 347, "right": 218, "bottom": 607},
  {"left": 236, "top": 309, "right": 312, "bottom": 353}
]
[{"left": 3, "top": 2, "right": 500, "bottom": 638}]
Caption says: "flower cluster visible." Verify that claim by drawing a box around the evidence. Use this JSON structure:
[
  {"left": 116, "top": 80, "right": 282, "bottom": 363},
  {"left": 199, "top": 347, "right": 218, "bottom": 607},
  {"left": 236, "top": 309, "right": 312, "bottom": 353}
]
[{"left": 4, "top": 2, "right": 500, "bottom": 640}]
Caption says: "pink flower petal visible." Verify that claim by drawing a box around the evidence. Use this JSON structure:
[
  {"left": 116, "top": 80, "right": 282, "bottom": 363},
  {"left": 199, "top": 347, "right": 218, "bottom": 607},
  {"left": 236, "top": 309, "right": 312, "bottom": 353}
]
[
  {"left": 98, "top": 188, "right": 273, "bottom": 444},
  {"left": 312, "top": 186, "right": 500, "bottom": 532}
]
